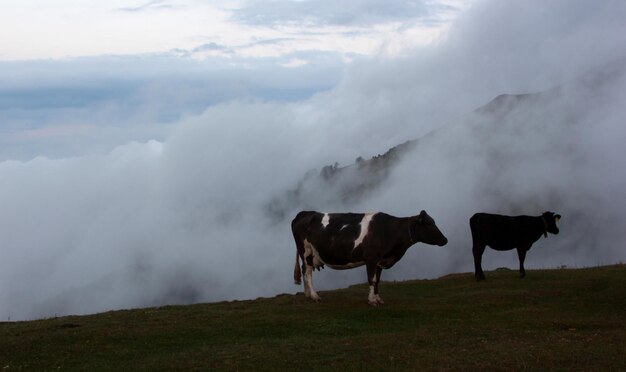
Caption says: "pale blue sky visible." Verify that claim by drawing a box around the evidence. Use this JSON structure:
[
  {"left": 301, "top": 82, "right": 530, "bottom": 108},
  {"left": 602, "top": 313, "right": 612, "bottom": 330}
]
[
  {"left": 0, "top": 0, "right": 467, "bottom": 61},
  {"left": 0, "top": 0, "right": 469, "bottom": 160}
]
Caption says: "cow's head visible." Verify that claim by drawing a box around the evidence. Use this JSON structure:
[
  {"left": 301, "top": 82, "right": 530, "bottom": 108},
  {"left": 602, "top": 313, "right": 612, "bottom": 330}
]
[
  {"left": 542, "top": 211, "right": 561, "bottom": 235},
  {"left": 410, "top": 210, "right": 448, "bottom": 246}
]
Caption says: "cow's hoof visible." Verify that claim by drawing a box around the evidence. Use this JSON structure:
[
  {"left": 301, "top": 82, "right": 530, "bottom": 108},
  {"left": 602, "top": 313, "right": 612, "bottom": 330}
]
[{"left": 368, "top": 298, "right": 384, "bottom": 306}]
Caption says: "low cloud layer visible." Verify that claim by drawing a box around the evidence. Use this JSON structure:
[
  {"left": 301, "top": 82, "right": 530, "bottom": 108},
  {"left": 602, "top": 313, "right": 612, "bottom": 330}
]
[
  {"left": 0, "top": 55, "right": 342, "bottom": 160},
  {"left": 1, "top": 0, "right": 625, "bottom": 320}
]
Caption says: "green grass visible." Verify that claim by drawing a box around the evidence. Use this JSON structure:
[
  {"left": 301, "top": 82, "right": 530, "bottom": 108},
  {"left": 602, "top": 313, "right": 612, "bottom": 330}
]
[{"left": 1, "top": 265, "right": 625, "bottom": 371}]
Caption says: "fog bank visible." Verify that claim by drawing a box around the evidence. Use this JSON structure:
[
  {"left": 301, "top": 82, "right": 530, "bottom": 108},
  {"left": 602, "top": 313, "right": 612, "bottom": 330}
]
[{"left": 1, "top": 0, "right": 625, "bottom": 320}]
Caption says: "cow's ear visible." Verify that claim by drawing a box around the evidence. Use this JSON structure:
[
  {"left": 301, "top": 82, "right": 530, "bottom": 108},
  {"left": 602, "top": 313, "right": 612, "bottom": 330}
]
[{"left": 555, "top": 214, "right": 561, "bottom": 222}]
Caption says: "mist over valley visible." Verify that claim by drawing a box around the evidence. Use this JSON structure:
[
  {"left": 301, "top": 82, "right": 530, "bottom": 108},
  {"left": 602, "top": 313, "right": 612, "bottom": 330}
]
[{"left": 1, "top": 1, "right": 625, "bottom": 320}]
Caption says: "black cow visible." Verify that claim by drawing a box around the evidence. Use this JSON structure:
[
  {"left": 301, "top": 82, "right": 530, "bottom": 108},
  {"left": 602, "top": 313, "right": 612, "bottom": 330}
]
[
  {"left": 470, "top": 211, "right": 561, "bottom": 281},
  {"left": 291, "top": 210, "right": 448, "bottom": 305}
]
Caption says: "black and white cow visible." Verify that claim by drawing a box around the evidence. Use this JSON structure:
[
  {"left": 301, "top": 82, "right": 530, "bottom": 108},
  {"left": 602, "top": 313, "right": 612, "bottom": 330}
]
[
  {"left": 291, "top": 210, "right": 448, "bottom": 305},
  {"left": 470, "top": 211, "right": 562, "bottom": 281}
]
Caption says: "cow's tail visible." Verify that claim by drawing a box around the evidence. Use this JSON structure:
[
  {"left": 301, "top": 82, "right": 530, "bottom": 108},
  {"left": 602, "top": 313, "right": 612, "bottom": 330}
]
[
  {"left": 294, "top": 251, "right": 302, "bottom": 285},
  {"left": 469, "top": 214, "right": 480, "bottom": 250}
]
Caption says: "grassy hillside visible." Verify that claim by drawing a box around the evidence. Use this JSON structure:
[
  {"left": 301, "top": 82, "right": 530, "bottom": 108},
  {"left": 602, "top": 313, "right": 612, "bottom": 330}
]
[{"left": 1, "top": 265, "right": 624, "bottom": 370}]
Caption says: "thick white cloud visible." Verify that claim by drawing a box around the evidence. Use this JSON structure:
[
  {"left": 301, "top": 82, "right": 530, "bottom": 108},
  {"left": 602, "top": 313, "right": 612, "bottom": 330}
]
[{"left": 1, "top": 0, "right": 625, "bottom": 320}]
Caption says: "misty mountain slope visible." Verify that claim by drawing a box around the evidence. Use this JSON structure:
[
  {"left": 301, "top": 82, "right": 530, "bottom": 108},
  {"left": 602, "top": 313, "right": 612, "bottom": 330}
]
[
  {"left": 265, "top": 94, "right": 543, "bottom": 220},
  {"left": 267, "top": 60, "right": 626, "bottom": 275},
  {"left": 2, "top": 69, "right": 623, "bottom": 324},
  {"left": 3, "top": 1, "right": 626, "bottom": 323},
  {"left": 273, "top": 59, "right": 625, "bottom": 216},
  {"left": 265, "top": 139, "right": 418, "bottom": 221}
]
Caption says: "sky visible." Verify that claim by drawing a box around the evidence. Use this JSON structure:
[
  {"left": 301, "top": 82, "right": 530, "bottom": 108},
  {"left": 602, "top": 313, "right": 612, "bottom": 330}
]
[
  {"left": 0, "top": 0, "right": 468, "bottom": 160},
  {"left": 0, "top": 0, "right": 465, "bottom": 61},
  {"left": 1, "top": 0, "right": 626, "bottom": 320}
]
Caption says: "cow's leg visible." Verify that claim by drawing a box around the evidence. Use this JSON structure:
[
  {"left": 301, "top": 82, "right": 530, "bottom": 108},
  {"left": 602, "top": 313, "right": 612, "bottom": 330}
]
[
  {"left": 517, "top": 247, "right": 528, "bottom": 278},
  {"left": 374, "top": 266, "right": 384, "bottom": 305},
  {"left": 302, "top": 258, "right": 311, "bottom": 297},
  {"left": 303, "top": 242, "right": 321, "bottom": 302},
  {"left": 473, "top": 243, "right": 487, "bottom": 281},
  {"left": 294, "top": 253, "right": 301, "bottom": 285},
  {"left": 366, "top": 263, "right": 383, "bottom": 306}
]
